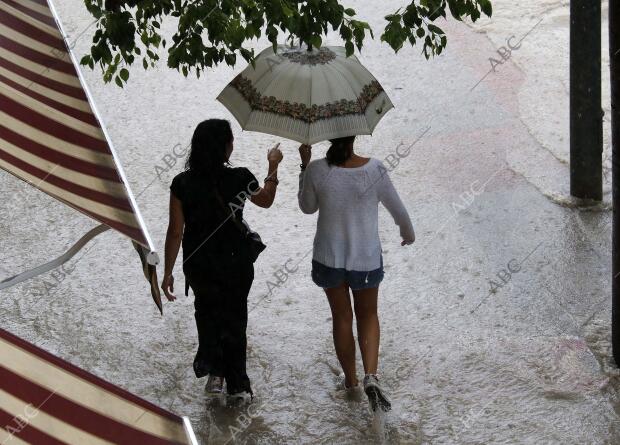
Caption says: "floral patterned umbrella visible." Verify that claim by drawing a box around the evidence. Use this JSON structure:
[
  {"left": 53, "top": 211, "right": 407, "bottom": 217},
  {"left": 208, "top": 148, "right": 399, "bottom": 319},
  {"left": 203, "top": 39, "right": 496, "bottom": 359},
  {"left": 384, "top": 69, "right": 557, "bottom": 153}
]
[{"left": 216, "top": 44, "right": 394, "bottom": 145}]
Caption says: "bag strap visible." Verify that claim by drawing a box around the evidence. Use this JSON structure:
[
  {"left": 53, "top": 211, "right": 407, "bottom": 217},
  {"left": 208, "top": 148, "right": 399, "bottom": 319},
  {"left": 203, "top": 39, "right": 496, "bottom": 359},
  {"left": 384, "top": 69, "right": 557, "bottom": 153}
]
[{"left": 211, "top": 181, "right": 248, "bottom": 236}]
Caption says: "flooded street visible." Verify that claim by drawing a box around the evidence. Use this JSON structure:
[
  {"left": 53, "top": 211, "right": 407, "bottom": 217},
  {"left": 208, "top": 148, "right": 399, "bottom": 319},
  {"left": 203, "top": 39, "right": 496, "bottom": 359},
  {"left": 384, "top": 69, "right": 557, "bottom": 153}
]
[{"left": 0, "top": 0, "right": 617, "bottom": 443}]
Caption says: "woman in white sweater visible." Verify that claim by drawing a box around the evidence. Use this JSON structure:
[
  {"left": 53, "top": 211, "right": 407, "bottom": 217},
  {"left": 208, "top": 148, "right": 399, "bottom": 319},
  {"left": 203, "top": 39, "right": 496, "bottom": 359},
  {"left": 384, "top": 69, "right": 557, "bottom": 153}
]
[{"left": 297, "top": 136, "right": 415, "bottom": 412}]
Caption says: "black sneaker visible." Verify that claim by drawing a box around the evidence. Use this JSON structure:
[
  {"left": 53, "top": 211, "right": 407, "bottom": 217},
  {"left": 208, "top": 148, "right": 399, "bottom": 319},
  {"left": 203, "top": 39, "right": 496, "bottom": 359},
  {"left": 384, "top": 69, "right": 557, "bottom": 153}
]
[{"left": 363, "top": 374, "right": 391, "bottom": 412}]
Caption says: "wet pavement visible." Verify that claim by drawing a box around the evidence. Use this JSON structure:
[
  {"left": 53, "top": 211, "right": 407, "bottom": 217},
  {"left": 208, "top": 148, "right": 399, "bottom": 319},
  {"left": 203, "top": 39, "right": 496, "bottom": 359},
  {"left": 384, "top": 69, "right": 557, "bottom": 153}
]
[{"left": 0, "top": 0, "right": 616, "bottom": 443}]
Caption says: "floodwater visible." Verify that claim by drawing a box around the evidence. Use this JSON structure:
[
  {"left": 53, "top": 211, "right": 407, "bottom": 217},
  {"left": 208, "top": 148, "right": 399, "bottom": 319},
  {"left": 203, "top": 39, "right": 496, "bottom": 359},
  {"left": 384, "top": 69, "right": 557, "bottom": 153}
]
[{"left": 0, "top": 0, "right": 617, "bottom": 444}]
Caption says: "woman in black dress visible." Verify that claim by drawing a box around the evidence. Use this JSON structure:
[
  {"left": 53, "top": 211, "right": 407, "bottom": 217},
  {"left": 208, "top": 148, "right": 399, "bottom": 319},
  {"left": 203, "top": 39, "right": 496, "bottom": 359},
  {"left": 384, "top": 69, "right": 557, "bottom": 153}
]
[{"left": 161, "top": 119, "right": 282, "bottom": 400}]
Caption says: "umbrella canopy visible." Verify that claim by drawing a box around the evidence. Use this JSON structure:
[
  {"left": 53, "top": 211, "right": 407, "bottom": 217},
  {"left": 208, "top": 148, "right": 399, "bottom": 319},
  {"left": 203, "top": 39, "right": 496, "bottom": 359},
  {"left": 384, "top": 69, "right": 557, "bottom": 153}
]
[
  {"left": 217, "top": 44, "right": 394, "bottom": 145},
  {"left": 0, "top": 327, "right": 197, "bottom": 444}
]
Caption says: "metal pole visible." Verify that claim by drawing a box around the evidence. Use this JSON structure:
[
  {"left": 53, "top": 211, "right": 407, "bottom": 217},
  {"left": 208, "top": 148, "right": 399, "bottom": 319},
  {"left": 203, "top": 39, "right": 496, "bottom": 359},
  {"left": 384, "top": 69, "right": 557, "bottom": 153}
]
[
  {"left": 0, "top": 225, "right": 109, "bottom": 291},
  {"left": 570, "top": 0, "right": 603, "bottom": 200},
  {"left": 610, "top": 0, "right": 620, "bottom": 364}
]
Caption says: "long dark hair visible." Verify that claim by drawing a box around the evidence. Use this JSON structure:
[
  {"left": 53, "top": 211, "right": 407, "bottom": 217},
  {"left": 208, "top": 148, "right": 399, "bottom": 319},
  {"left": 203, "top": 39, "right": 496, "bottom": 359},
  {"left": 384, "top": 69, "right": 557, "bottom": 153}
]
[
  {"left": 326, "top": 136, "right": 355, "bottom": 166},
  {"left": 185, "top": 119, "right": 233, "bottom": 176}
]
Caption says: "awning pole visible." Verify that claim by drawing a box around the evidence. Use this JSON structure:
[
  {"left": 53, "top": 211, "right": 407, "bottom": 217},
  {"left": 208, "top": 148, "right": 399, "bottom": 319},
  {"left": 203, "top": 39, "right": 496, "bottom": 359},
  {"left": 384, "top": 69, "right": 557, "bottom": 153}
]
[
  {"left": 182, "top": 417, "right": 199, "bottom": 445},
  {"left": 0, "top": 224, "right": 109, "bottom": 291}
]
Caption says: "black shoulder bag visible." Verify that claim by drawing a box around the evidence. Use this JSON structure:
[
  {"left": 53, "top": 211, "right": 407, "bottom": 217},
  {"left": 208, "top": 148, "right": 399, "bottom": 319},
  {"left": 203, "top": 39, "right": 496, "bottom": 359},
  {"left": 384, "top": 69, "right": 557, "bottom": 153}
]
[{"left": 212, "top": 186, "right": 266, "bottom": 263}]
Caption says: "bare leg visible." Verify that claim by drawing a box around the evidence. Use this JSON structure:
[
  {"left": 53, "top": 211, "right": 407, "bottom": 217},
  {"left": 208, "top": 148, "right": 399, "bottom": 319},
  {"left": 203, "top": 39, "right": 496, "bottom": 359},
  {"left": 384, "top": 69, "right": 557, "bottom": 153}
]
[
  {"left": 352, "top": 287, "right": 380, "bottom": 375},
  {"left": 325, "top": 283, "right": 358, "bottom": 387}
]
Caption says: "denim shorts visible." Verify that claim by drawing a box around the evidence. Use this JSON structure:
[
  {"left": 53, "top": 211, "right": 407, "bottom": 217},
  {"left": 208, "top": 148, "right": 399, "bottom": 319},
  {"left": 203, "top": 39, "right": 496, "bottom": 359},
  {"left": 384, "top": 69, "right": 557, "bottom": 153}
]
[{"left": 311, "top": 257, "right": 384, "bottom": 290}]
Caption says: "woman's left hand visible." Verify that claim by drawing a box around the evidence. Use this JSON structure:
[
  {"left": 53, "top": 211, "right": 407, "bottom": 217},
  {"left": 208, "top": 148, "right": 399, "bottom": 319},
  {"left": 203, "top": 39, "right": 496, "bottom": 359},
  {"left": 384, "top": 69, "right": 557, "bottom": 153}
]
[
  {"left": 299, "top": 144, "right": 312, "bottom": 166},
  {"left": 161, "top": 274, "right": 177, "bottom": 301}
]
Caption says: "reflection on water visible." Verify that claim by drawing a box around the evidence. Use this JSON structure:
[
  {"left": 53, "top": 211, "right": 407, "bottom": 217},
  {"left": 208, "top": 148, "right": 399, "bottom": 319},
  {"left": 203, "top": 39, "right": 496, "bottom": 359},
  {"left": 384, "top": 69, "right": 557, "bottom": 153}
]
[
  {"left": 1, "top": 0, "right": 618, "bottom": 444},
  {"left": 178, "top": 325, "right": 620, "bottom": 444}
]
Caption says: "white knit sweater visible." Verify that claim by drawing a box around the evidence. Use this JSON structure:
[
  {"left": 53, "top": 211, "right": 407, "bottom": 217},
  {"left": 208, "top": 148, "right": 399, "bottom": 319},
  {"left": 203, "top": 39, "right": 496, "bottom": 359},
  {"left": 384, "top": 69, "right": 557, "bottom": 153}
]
[{"left": 298, "top": 157, "right": 415, "bottom": 271}]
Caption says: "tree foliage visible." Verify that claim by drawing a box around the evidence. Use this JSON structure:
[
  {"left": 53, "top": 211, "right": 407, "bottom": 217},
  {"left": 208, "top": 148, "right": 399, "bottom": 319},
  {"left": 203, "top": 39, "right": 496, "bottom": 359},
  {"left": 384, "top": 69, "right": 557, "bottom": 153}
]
[{"left": 81, "top": 0, "right": 492, "bottom": 87}]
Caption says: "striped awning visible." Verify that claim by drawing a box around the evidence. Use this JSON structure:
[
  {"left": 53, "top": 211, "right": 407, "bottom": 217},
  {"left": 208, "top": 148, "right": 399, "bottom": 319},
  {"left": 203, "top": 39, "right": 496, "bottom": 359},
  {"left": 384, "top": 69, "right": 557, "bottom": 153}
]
[
  {"left": 0, "top": 327, "right": 197, "bottom": 444},
  {"left": 0, "top": 0, "right": 153, "bottom": 249}
]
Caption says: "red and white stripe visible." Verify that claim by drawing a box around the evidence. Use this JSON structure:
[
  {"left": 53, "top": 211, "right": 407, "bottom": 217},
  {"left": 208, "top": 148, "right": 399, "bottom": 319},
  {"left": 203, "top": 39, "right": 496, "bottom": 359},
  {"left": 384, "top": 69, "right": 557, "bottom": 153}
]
[
  {"left": 0, "top": 0, "right": 151, "bottom": 248},
  {"left": 0, "top": 328, "right": 196, "bottom": 445}
]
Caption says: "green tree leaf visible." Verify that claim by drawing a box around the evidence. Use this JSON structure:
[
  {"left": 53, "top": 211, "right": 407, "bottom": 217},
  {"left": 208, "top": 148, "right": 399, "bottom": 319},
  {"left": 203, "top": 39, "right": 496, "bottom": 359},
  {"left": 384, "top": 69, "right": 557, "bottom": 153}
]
[
  {"left": 82, "top": 0, "right": 490, "bottom": 86},
  {"left": 345, "top": 40, "right": 354, "bottom": 56},
  {"left": 309, "top": 35, "right": 322, "bottom": 49},
  {"left": 479, "top": 0, "right": 493, "bottom": 17}
]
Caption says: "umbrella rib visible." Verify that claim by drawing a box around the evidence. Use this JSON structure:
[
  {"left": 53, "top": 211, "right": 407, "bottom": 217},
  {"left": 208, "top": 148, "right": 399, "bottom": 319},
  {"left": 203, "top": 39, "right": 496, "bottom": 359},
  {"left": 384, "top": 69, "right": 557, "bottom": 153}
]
[
  {"left": 313, "top": 59, "right": 366, "bottom": 142},
  {"left": 328, "top": 57, "right": 391, "bottom": 131},
  {"left": 306, "top": 64, "right": 315, "bottom": 142},
  {"left": 329, "top": 58, "right": 367, "bottom": 102},
  {"left": 250, "top": 58, "right": 306, "bottom": 135},
  {"left": 252, "top": 47, "right": 289, "bottom": 88},
  {"left": 307, "top": 60, "right": 355, "bottom": 143}
]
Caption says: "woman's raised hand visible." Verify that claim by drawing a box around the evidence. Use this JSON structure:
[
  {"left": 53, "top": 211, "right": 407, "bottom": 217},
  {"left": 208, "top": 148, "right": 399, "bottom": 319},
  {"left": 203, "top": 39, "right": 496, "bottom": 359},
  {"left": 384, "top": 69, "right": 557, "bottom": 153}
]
[
  {"left": 268, "top": 143, "right": 283, "bottom": 164},
  {"left": 299, "top": 144, "right": 312, "bottom": 165}
]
